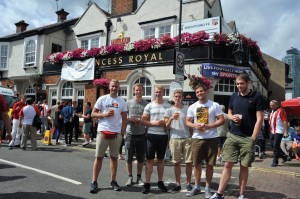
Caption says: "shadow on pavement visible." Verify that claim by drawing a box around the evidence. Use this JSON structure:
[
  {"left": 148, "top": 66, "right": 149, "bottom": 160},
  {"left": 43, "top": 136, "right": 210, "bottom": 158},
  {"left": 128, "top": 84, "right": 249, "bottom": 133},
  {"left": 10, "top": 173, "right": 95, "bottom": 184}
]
[
  {"left": 0, "top": 163, "right": 15, "bottom": 169},
  {"left": 0, "top": 191, "right": 85, "bottom": 199},
  {"left": 0, "top": 175, "right": 26, "bottom": 182}
]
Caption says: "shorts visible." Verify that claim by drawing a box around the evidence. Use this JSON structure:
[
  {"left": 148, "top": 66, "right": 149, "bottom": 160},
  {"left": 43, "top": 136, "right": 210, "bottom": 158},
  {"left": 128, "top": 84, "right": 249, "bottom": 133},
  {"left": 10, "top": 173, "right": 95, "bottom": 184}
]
[
  {"left": 169, "top": 138, "right": 192, "bottom": 164},
  {"left": 125, "top": 134, "right": 146, "bottom": 163},
  {"left": 222, "top": 132, "right": 255, "bottom": 167},
  {"left": 191, "top": 138, "right": 218, "bottom": 166},
  {"left": 82, "top": 122, "right": 92, "bottom": 134},
  {"left": 146, "top": 134, "right": 168, "bottom": 160},
  {"left": 95, "top": 131, "right": 122, "bottom": 158},
  {"left": 217, "top": 137, "right": 227, "bottom": 148}
]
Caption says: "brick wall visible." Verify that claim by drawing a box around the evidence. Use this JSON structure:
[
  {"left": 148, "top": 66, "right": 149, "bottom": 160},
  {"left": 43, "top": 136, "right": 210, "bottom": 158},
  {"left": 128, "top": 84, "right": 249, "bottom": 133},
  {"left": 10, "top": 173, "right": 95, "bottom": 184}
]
[
  {"left": 104, "top": 70, "right": 132, "bottom": 80},
  {"left": 44, "top": 75, "right": 60, "bottom": 84},
  {"left": 111, "top": 0, "right": 137, "bottom": 16}
]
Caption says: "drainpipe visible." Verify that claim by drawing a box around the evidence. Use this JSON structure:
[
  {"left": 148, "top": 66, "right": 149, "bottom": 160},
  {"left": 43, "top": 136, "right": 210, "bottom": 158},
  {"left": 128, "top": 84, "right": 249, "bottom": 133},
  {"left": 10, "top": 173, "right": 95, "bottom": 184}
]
[{"left": 105, "top": 19, "right": 112, "bottom": 46}]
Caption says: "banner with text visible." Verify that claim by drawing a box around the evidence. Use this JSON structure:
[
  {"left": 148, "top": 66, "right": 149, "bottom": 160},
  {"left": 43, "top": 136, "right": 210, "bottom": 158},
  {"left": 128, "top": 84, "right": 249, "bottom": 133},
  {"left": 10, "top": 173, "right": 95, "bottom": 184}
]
[
  {"left": 201, "top": 63, "right": 251, "bottom": 79},
  {"left": 61, "top": 58, "right": 95, "bottom": 81}
]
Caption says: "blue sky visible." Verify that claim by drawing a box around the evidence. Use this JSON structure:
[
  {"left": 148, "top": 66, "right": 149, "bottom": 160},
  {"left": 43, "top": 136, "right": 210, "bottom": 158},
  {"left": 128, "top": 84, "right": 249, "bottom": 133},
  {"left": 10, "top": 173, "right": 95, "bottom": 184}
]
[{"left": 0, "top": 0, "right": 299, "bottom": 60}]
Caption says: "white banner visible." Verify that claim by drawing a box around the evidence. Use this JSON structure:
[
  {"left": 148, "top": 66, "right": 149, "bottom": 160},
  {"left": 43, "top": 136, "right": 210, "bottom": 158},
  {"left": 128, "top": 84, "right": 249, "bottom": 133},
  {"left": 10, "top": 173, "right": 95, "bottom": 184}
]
[{"left": 61, "top": 58, "right": 95, "bottom": 81}]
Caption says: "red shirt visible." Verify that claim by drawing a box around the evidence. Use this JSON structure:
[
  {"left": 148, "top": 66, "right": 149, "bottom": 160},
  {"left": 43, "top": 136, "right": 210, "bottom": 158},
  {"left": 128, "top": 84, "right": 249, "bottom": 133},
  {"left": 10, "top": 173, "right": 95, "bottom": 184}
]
[{"left": 12, "top": 101, "right": 26, "bottom": 119}]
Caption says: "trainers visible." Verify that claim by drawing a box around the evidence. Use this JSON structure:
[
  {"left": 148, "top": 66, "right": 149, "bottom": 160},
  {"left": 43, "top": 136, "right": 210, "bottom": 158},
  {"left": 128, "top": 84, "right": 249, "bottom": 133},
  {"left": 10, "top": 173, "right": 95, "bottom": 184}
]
[
  {"left": 90, "top": 181, "right": 98, "bottom": 193},
  {"left": 271, "top": 162, "right": 278, "bottom": 167},
  {"left": 186, "top": 187, "right": 201, "bottom": 197},
  {"left": 126, "top": 176, "right": 133, "bottom": 186},
  {"left": 205, "top": 188, "right": 212, "bottom": 198},
  {"left": 141, "top": 183, "right": 150, "bottom": 194},
  {"left": 238, "top": 194, "right": 245, "bottom": 199},
  {"left": 186, "top": 183, "right": 193, "bottom": 191},
  {"left": 136, "top": 176, "right": 144, "bottom": 186},
  {"left": 82, "top": 141, "right": 89, "bottom": 146},
  {"left": 110, "top": 180, "right": 121, "bottom": 191},
  {"left": 157, "top": 181, "right": 168, "bottom": 192},
  {"left": 209, "top": 193, "right": 225, "bottom": 199},
  {"left": 171, "top": 185, "right": 181, "bottom": 193}
]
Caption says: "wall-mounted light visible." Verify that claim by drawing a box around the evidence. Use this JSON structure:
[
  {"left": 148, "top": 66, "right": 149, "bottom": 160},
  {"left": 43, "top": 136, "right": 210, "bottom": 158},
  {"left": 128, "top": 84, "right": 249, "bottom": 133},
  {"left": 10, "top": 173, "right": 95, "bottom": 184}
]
[
  {"left": 232, "top": 31, "right": 245, "bottom": 65},
  {"left": 117, "top": 17, "right": 122, "bottom": 22}
]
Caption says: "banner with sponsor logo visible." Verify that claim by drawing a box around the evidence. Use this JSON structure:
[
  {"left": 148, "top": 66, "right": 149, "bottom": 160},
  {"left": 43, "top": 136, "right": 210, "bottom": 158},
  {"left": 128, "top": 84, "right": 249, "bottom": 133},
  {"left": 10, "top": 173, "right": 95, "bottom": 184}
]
[
  {"left": 61, "top": 58, "right": 95, "bottom": 81},
  {"left": 201, "top": 63, "right": 251, "bottom": 79}
]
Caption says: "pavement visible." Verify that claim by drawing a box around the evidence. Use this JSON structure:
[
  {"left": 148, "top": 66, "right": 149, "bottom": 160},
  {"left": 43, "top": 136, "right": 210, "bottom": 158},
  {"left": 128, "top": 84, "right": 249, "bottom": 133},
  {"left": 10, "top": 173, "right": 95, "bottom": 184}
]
[{"left": 34, "top": 134, "right": 300, "bottom": 199}]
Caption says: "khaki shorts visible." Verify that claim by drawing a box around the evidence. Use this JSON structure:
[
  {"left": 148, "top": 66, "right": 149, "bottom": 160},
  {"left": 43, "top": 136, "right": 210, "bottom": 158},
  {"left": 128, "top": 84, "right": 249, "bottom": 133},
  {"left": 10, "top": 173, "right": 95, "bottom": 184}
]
[
  {"left": 222, "top": 132, "right": 255, "bottom": 167},
  {"left": 95, "top": 131, "right": 122, "bottom": 158},
  {"left": 169, "top": 138, "right": 192, "bottom": 164},
  {"left": 191, "top": 138, "right": 218, "bottom": 166}
]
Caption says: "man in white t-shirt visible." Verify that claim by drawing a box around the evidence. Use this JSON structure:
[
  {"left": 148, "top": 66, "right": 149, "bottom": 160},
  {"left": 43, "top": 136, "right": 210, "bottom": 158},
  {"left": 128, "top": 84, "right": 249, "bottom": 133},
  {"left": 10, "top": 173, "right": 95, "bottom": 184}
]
[
  {"left": 141, "top": 85, "right": 171, "bottom": 194},
  {"left": 186, "top": 77, "right": 224, "bottom": 198},
  {"left": 90, "top": 79, "right": 127, "bottom": 194}
]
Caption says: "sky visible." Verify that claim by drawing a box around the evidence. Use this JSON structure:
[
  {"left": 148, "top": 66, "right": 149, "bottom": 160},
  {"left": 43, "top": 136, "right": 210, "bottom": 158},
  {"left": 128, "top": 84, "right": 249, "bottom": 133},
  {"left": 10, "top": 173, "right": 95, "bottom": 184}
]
[{"left": 0, "top": 0, "right": 299, "bottom": 60}]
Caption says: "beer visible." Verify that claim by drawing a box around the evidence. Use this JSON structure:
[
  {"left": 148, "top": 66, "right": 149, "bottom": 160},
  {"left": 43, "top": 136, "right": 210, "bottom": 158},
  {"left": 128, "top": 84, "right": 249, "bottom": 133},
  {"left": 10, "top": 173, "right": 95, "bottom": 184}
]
[{"left": 174, "top": 110, "right": 180, "bottom": 120}]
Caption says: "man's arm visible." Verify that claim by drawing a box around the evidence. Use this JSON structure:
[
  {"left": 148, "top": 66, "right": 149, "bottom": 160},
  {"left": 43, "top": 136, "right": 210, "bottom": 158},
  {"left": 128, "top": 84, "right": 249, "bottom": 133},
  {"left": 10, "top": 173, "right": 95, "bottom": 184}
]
[
  {"left": 121, "top": 111, "right": 128, "bottom": 135},
  {"left": 252, "top": 110, "right": 264, "bottom": 140},
  {"left": 91, "top": 107, "right": 110, "bottom": 119},
  {"left": 141, "top": 113, "right": 164, "bottom": 127}
]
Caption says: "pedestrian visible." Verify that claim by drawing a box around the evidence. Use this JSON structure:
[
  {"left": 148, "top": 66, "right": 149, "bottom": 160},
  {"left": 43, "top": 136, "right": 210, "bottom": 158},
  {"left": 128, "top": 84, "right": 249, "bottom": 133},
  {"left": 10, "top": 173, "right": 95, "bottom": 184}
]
[
  {"left": 291, "top": 120, "right": 300, "bottom": 160},
  {"left": 40, "top": 100, "right": 49, "bottom": 135},
  {"left": 61, "top": 101, "right": 74, "bottom": 146},
  {"left": 90, "top": 79, "right": 127, "bottom": 193},
  {"left": 48, "top": 101, "right": 60, "bottom": 137},
  {"left": 185, "top": 75, "right": 224, "bottom": 198},
  {"left": 81, "top": 102, "right": 92, "bottom": 146},
  {"left": 141, "top": 85, "right": 171, "bottom": 194},
  {"left": 216, "top": 105, "right": 230, "bottom": 164},
  {"left": 0, "top": 94, "right": 12, "bottom": 145},
  {"left": 9, "top": 95, "right": 26, "bottom": 147},
  {"left": 19, "top": 98, "right": 41, "bottom": 150},
  {"left": 54, "top": 105, "right": 64, "bottom": 145},
  {"left": 280, "top": 122, "right": 295, "bottom": 161},
  {"left": 210, "top": 72, "right": 264, "bottom": 199},
  {"left": 124, "top": 83, "right": 148, "bottom": 187},
  {"left": 269, "top": 99, "right": 289, "bottom": 166},
  {"left": 72, "top": 101, "right": 82, "bottom": 142},
  {"left": 164, "top": 89, "right": 193, "bottom": 193}
]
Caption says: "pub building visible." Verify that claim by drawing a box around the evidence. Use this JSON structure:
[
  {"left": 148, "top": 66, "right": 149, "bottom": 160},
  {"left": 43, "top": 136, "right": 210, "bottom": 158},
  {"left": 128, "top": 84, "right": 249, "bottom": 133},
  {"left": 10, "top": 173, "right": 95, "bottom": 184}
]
[{"left": 1, "top": 0, "right": 286, "bottom": 110}]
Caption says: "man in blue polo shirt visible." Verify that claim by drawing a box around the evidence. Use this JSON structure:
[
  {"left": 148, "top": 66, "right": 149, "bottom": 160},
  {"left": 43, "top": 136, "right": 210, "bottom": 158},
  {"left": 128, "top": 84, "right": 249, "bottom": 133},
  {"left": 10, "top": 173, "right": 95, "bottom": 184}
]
[
  {"left": 210, "top": 72, "right": 264, "bottom": 199},
  {"left": 61, "top": 101, "right": 74, "bottom": 146}
]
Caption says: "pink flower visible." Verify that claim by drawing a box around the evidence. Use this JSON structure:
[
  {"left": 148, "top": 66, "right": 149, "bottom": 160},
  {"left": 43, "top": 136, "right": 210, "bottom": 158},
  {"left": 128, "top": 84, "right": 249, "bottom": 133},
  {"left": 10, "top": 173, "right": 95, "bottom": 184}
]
[{"left": 93, "top": 78, "right": 110, "bottom": 87}]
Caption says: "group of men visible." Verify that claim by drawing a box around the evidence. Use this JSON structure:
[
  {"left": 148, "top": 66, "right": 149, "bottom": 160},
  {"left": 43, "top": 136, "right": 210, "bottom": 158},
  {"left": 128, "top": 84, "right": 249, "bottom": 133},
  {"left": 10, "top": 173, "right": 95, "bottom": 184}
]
[{"left": 88, "top": 72, "right": 265, "bottom": 199}]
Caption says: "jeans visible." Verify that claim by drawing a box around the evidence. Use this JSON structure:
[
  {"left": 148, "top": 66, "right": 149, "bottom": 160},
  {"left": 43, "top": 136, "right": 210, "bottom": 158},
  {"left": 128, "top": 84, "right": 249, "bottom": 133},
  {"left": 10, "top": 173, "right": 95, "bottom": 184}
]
[
  {"left": 273, "top": 133, "right": 284, "bottom": 163},
  {"left": 64, "top": 122, "right": 73, "bottom": 145}
]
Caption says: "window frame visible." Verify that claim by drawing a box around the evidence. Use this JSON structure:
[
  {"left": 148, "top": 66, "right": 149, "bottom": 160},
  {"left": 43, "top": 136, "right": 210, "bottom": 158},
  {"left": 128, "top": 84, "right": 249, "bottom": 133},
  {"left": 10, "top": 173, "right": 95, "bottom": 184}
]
[
  {"left": 23, "top": 35, "right": 38, "bottom": 68},
  {"left": 79, "top": 34, "right": 101, "bottom": 50},
  {"left": 0, "top": 42, "right": 9, "bottom": 70}
]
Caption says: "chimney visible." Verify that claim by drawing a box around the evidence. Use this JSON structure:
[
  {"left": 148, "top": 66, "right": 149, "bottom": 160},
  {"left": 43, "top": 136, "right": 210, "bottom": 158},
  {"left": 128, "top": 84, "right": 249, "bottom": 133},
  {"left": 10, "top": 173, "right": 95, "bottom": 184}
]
[
  {"left": 56, "top": 8, "right": 69, "bottom": 22},
  {"left": 111, "top": 0, "right": 137, "bottom": 16},
  {"left": 15, "top": 20, "right": 29, "bottom": 33}
]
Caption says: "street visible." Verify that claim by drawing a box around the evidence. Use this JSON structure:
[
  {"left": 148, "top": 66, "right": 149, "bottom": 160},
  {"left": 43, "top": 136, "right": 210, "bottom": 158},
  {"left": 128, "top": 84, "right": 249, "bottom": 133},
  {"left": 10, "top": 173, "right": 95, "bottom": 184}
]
[{"left": 0, "top": 138, "right": 299, "bottom": 199}]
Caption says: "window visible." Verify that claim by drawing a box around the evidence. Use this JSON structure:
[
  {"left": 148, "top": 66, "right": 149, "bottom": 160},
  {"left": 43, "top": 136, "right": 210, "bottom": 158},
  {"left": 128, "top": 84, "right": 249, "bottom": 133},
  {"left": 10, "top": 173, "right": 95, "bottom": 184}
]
[
  {"left": 80, "top": 36, "right": 100, "bottom": 50},
  {"left": 25, "top": 85, "right": 35, "bottom": 94},
  {"left": 214, "top": 79, "right": 237, "bottom": 95},
  {"left": 77, "top": 90, "right": 84, "bottom": 98},
  {"left": 119, "top": 87, "right": 127, "bottom": 100},
  {"left": 62, "top": 81, "right": 73, "bottom": 97},
  {"left": 159, "top": 25, "right": 171, "bottom": 38},
  {"left": 0, "top": 43, "right": 8, "bottom": 70},
  {"left": 144, "top": 28, "right": 156, "bottom": 39},
  {"left": 51, "top": 43, "right": 62, "bottom": 53},
  {"left": 25, "top": 40, "right": 36, "bottom": 65}
]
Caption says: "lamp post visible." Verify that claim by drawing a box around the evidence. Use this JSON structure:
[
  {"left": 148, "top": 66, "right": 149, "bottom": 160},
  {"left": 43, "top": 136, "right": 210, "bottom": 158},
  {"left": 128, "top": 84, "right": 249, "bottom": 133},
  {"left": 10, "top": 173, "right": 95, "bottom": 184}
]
[{"left": 232, "top": 32, "right": 245, "bottom": 65}]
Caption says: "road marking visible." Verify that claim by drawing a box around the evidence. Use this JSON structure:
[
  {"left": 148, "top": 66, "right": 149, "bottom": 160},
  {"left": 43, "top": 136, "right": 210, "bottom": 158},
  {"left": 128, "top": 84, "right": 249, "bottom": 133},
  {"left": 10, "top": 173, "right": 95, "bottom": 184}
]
[
  {"left": 0, "top": 159, "right": 82, "bottom": 185},
  {"left": 251, "top": 167, "right": 300, "bottom": 176}
]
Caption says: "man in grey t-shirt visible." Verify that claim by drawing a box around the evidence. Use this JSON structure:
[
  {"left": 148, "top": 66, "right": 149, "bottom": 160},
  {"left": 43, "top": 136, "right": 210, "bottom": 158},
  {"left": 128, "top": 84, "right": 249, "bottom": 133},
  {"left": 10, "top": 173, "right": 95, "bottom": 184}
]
[{"left": 125, "top": 83, "right": 148, "bottom": 187}]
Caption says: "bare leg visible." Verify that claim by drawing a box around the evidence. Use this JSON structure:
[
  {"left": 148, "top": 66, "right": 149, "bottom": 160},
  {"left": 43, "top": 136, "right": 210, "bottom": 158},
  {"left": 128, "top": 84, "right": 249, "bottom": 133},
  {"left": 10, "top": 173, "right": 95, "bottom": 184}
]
[
  {"left": 186, "top": 162, "right": 193, "bottom": 184},
  {"left": 110, "top": 156, "right": 118, "bottom": 181},
  {"left": 126, "top": 162, "right": 132, "bottom": 176},
  {"left": 137, "top": 162, "right": 144, "bottom": 175},
  {"left": 205, "top": 164, "right": 214, "bottom": 187},
  {"left": 157, "top": 159, "right": 164, "bottom": 181},
  {"left": 174, "top": 162, "right": 181, "bottom": 185},
  {"left": 217, "top": 162, "right": 234, "bottom": 194},
  {"left": 239, "top": 165, "right": 249, "bottom": 195},
  {"left": 194, "top": 164, "right": 202, "bottom": 186},
  {"left": 92, "top": 157, "right": 104, "bottom": 181},
  {"left": 145, "top": 159, "right": 154, "bottom": 183}
]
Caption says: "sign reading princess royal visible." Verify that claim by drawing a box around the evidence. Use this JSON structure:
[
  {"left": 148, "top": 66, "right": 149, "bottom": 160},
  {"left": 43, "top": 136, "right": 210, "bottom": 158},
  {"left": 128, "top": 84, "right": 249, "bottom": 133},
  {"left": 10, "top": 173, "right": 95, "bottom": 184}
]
[
  {"left": 61, "top": 58, "right": 95, "bottom": 81},
  {"left": 201, "top": 63, "right": 251, "bottom": 79}
]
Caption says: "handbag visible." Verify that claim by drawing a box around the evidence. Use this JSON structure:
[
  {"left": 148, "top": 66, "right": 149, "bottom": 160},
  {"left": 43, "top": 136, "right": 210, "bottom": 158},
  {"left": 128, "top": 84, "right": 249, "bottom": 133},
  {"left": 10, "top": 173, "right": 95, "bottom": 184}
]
[
  {"left": 101, "top": 131, "right": 117, "bottom": 139},
  {"left": 32, "top": 114, "right": 42, "bottom": 130}
]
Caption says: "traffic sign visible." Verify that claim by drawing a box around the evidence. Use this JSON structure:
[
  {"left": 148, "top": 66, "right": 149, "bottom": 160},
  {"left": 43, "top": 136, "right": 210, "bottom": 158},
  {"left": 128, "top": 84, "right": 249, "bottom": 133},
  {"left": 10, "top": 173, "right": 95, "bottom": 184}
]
[{"left": 173, "top": 51, "right": 185, "bottom": 76}]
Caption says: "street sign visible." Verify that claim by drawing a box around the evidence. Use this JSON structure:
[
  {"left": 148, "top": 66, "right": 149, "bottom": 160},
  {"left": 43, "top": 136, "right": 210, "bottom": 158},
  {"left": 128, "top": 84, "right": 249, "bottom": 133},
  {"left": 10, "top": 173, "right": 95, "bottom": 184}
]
[{"left": 173, "top": 51, "right": 185, "bottom": 76}]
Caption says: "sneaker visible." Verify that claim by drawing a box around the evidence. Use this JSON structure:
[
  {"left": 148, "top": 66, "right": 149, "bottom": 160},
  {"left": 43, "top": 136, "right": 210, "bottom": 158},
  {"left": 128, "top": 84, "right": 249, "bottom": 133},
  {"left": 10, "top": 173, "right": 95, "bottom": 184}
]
[
  {"left": 141, "top": 183, "right": 150, "bottom": 194},
  {"left": 118, "top": 155, "right": 125, "bottom": 160},
  {"left": 238, "top": 194, "right": 245, "bottom": 199},
  {"left": 126, "top": 176, "right": 133, "bottom": 186},
  {"left": 157, "top": 181, "right": 168, "bottom": 192},
  {"left": 82, "top": 141, "right": 89, "bottom": 146},
  {"left": 209, "top": 193, "right": 225, "bottom": 199},
  {"left": 186, "top": 183, "right": 193, "bottom": 191},
  {"left": 205, "top": 188, "right": 212, "bottom": 198},
  {"left": 136, "top": 176, "right": 144, "bottom": 186},
  {"left": 90, "top": 181, "right": 98, "bottom": 193},
  {"left": 111, "top": 180, "right": 121, "bottom": 191},
  {"left": 186, "top": 187, "right": 201, "bottom": 197},
  {"left": 271, "top": 162, "right": 278, "bottom": 167},
  {"left": 171, "top": 185, "right": 181, "bottom": 193}
]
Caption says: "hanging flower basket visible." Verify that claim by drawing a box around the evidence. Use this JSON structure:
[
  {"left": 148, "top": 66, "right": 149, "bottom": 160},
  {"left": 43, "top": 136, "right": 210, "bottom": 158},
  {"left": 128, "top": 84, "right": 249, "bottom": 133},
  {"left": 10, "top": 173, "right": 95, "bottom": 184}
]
[{"left": 93, "top": 78, "right": 110, "bottom": 89}]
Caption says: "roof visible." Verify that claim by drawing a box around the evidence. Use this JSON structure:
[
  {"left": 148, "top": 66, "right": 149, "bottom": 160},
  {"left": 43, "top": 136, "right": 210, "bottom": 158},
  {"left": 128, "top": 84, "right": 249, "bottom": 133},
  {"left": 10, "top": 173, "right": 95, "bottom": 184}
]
[{"left": 0, "top": 18, "right": 79, "bottom": 42}]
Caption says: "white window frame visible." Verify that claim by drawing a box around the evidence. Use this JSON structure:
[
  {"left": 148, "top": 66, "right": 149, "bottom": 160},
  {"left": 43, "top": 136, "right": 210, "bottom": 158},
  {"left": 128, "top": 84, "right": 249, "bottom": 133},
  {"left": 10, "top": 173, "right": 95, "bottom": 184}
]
[
  {"left": 134, "top": 77, "right": 152, "bottom": 99},
  {"left": 79, "top": 33, "right": 101, "bottom": 50},
  {"left": 61, "top": 81, "right": 73, "bottom": 98},
  {"left": 25, "top": 84, "right": 35, "bottom": 95},
  {"left": 77, "top": 90, "right": 85, "bottom": 99},
  {"left": 140, "top": 18, "right": 175, "bottom": 39},
  {"left": 23, "top": 35, "right": 38, "bottom": 68},
  {"left": 118, "top": 87, "right": 128, "bottom": 100},
  {"left": 0, "top": 42, "right": 9, "bottom": 70},
  {"left": 214, "top": 78, "right": 237, "bottom": 95}
]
